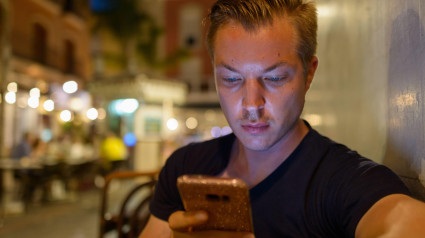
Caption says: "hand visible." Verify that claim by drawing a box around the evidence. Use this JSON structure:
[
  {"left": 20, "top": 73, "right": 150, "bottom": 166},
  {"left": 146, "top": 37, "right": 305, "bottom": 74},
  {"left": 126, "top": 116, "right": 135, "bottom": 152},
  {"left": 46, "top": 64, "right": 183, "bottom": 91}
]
[{"left": 169, "top": 211, "right": 255, "bottom": 238}]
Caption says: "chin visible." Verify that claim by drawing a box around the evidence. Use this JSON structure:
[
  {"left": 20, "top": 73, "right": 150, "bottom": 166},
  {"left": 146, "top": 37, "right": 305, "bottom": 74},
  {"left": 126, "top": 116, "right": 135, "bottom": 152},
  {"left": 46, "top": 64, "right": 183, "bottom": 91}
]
[{"left": 238, "top": 135, "right": 274, "bottom": 151}]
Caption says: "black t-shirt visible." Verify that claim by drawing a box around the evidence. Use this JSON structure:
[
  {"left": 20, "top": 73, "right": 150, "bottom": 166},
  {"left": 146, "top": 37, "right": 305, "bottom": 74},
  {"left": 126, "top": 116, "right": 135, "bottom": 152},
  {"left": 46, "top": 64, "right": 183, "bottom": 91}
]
[{"left": 150, "top": 126, "right": 410, "bottom": 237}]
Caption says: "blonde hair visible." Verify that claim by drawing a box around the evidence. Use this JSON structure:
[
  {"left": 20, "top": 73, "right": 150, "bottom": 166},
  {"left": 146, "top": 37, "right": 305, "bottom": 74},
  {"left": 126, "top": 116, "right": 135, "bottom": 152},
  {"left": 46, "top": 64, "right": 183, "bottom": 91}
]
[{"left": 206, "top": 0, "right": 317, "bottom": 74}]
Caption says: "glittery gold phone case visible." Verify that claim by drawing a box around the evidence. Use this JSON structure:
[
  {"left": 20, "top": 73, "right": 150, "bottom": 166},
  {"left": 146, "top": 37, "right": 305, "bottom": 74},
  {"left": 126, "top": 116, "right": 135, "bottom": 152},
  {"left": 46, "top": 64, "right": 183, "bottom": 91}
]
[{"left": 177, "top": 175, "right": 253, "bottom": 232}]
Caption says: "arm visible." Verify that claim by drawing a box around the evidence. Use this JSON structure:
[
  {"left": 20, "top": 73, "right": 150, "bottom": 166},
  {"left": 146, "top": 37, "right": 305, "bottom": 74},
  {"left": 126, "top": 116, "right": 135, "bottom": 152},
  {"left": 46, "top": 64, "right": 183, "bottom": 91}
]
[
  {"left": 355, "top": 194, "right": 425, "bottom": 238},
  {"left": 139, "top": 215, "right": 171, "bottom": 238}
]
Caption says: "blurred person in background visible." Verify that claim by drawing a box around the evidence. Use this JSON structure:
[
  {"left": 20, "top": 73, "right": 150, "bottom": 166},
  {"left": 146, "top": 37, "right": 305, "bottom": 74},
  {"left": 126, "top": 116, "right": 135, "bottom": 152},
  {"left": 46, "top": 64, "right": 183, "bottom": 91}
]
[
  {"left": 44, "top": 136, "right": 65, "bottom": 165},
  {"left": 30, "top": 137, "right": 47, "bottom": 162},
  {"left": 68, "top": 135, "right": 86, "bottom": 164},
  {"left": 10, "top": 132, "right": 35, "bottom": 160},
  {"left": 82, "top": 136, "right": 99, "bottom": 162},
  {"left": 100, "top": 131, "right": 128, "bottom": 174},
  {"left": 10, "top": 133, "right": 48, "bottom": 205},
  {"left": 140, "top": 0, "right": 425, "bottom": 237}
]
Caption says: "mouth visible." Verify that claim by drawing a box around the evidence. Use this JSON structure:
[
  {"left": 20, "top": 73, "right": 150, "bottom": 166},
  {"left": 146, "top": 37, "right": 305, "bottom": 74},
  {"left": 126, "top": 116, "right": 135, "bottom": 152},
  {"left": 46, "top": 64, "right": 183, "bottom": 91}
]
[{"left": 241, "top": 122, "right": 269, "bottom": 134}]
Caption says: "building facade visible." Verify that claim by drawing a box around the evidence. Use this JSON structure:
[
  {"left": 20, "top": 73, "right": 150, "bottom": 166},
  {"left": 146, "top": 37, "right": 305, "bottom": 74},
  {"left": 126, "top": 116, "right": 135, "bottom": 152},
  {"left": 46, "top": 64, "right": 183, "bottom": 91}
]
[{"left": 2, "top": 0, "right": 92, "bottom": 152}]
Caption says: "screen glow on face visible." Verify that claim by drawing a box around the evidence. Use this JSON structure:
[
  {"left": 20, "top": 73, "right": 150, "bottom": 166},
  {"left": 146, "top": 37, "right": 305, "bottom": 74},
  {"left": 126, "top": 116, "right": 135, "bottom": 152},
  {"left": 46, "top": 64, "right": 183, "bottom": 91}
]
[{"left": 213, "top": 18, "right": 312, "bottom": 151}]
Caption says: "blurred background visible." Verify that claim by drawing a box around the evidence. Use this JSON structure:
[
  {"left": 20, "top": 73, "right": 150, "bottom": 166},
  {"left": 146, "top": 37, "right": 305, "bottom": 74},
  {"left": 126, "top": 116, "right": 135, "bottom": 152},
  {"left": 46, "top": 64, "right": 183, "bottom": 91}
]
[{"left": 0, "top": 0, "right": 424, "bottom": 237}]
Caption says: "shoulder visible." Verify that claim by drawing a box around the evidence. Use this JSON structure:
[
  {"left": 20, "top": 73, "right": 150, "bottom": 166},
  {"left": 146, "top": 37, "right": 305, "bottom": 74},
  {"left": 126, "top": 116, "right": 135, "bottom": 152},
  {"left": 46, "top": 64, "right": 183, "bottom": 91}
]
[
  {"left": 169, "top": 133, "right": 233, "bottom": 158},
  {"left": 307, "top": 128, "right": 378, "bottom": 171},
  {"left": 306, "top": 128, "right": 409, "bottom": 201},
  {"left": 305, "top": 128, "right": 410, "bottom": 236},
  {"left": 164, "top": 133, "right": 235, "bottom": 174}
]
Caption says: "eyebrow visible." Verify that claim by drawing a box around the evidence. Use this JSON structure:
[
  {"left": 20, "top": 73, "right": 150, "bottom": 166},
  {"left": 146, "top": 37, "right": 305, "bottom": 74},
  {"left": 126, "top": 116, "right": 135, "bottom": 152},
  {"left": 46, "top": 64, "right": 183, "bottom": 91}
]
[
  {"left": 216, "top": 61, "right": 289, "bottom": 74},
  {"left": 263, "top": 62, "right": 288, "bottom": 73},
  {"left": 216, "top": 63, "right": 239, "bottom": 73}
]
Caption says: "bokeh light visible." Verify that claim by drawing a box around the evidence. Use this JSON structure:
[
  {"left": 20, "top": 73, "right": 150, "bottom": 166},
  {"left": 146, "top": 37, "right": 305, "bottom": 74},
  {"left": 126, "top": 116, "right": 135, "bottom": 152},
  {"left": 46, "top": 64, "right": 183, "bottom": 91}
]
[
  {"left": 204, "top": 109, "right": 216, "bottom": 121},
  {"left": 86, "top": 108, "right": 98, "bottom": 120},
  {"left": 63, "top": 80, "right": 78, "bottom": 94},
  {"left": 97, "top": 108, "right": 106, "bottom": 120},
  {"left": 69, "top": 97, "right": 84, "bottom": 111},
  {"left": 43, "top": 99, "right": 55, "bottom": 112},
  {"left": 5, "top": 92, "right": 16, "bottom": 104},
  {"left": 29, "top": 88, "right": 40, "bottom": 98},
  {"left": 167, "top": 118, "right": 178, "bottom": 131},
  {"left": 120, "top": 99, "right": 139, "bottom": 113},
  {"left": 221, "top": 126, "right": 232, "bottom": 136},
  {"left": 185, "top": 117, "right": 198, "bottom": 130},
  {"left": 7, "top": 82, "right": 17, "bottom": 92},
  {"left": 211, "top": 126, "right": 221, "bottom": 138},
  {"left": 60, "top": 110, "right": 72, "bottom": 122},
  {"left": 123, "top": 133, "right": 137, "bottom": 147},
  {"left": 41, "top": 129, "right": 52, "bottom": 142},
  {"left": 110, "top": 99, "right": 139, "bottom": 115},
  {"left": 28, "top": 97, "right": 39, "bottom": 108}
]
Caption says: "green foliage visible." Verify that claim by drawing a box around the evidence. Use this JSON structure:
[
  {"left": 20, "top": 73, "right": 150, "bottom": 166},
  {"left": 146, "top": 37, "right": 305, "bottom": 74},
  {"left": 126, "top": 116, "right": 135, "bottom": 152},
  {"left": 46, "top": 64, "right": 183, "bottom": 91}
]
[
  {"left": 136, "top": 22, "right": 162, "bottom": 66},
  {"left": 92, "top": 0, "right": 148, "bottom": 42},
  {"left": 102, "top": 51, "right": 126, "bottom": 70},
  {"left": 92, "top": 0, "right": 189, "bottom": 71},
  {"left": 156, "top": 48, "right": 191, "bottom": 70}
]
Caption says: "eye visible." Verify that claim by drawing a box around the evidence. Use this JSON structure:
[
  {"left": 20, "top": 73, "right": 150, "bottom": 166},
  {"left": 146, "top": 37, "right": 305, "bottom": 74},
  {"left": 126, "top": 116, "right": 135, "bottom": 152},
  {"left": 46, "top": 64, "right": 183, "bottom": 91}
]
[
  {"left": 264, "top": 75, "right": 289, "bottom": 83},
  {"left": 265, "top": 77, "right": 284, "bottom": 82},
  {"left": 222, "top": 77, "right": 242, "bottom": 83}
]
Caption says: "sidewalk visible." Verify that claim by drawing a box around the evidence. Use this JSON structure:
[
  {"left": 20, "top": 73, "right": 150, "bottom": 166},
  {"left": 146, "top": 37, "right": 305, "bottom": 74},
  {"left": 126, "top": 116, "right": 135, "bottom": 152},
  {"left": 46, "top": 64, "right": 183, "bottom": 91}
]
[{"left": 0, "top": 189, "right": 99, "bottom": 238}]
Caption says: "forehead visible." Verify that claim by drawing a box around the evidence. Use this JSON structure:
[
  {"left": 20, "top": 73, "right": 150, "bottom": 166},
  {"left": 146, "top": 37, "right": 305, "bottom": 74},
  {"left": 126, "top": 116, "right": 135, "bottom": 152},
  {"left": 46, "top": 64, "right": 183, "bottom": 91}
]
[{"left": 213, "top": 17, "right": 299, "bottom": 65}]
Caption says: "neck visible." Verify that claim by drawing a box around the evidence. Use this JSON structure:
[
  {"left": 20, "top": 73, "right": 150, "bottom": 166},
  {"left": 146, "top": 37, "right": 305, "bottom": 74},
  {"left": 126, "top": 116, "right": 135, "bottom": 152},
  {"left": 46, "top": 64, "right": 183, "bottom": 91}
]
[{"left": 221, "top": 120, "right": 309, "bottom": 188}]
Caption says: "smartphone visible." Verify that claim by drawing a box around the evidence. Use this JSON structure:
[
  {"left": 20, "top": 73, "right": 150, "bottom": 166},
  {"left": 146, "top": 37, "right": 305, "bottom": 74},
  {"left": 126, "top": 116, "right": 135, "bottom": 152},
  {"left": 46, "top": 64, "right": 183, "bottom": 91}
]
[{"left": 177, "top": 174, "right": 253, "bottom": 232}]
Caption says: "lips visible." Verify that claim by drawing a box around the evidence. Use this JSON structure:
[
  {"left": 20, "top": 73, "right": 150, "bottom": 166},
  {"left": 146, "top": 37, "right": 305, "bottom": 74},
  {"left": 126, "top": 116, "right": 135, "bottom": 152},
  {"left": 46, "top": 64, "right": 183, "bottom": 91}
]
[{"left": 241, "top": 122, "right": 269, "bottom": 134}]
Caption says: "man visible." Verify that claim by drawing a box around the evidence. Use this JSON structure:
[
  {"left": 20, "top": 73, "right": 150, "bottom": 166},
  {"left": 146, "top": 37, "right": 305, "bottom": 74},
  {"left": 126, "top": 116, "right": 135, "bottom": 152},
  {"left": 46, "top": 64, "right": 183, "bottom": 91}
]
[
  {"left": 11, "top": 132, "right": 35, "bottom": 160},
  {"left": 140, "top": 0, "right": 425, "bottom": 237}
]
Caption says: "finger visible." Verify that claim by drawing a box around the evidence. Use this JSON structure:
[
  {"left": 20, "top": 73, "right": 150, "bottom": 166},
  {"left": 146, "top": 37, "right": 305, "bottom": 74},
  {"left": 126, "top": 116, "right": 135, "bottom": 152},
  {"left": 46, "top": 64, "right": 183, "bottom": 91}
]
[
  {"left": 168, "top": 210, "right": 208, "bottom": 231},
  {"left": 173, "top": 230, "right": 255, "bottom": 238}
]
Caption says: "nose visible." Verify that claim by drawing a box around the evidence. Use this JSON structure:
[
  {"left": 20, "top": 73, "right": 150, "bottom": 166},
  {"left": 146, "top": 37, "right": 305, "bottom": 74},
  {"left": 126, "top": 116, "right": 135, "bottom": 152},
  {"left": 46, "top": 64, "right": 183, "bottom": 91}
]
[{"left": 242, "top": 79, "right": 265, "bottom": 117}]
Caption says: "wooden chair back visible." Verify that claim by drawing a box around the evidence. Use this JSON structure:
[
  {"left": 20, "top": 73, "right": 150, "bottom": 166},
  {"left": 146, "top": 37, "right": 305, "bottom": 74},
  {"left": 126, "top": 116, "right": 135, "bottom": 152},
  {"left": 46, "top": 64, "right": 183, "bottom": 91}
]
[{"left": 99, "top": 170, "right": 159, "bottom": 238}]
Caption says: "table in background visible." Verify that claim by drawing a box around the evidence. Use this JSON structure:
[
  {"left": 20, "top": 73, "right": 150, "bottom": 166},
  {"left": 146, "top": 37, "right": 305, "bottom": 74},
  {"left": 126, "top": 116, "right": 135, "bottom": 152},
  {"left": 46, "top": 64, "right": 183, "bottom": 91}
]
[{"left": 0, "top": 158, "right": 43, "bottom": 227}]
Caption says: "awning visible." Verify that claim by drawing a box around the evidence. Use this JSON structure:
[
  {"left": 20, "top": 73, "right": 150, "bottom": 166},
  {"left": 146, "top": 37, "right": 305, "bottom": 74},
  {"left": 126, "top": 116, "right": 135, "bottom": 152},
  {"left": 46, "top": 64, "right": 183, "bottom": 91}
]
[{"left": 88, "top": 74, "right": 188, "bottom": 105}]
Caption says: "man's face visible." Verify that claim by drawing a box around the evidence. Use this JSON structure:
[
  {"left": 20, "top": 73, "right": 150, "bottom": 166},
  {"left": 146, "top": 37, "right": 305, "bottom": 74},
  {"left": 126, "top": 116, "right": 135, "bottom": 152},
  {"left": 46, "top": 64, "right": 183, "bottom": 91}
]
[{"left": 213, "top": 17, "right": 317, "bottom": 151}]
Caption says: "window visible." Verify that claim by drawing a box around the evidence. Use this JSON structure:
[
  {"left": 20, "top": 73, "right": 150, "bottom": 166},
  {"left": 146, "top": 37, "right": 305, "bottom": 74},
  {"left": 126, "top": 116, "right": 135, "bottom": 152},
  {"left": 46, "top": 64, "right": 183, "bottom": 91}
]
[
  {"left": 64, "top": 39, "right": 75, "bottom": 74},
  {"left": 179, "top": 4, "right": 202, "bottom": 49},
  {"left": 33, "top": 23, "right": 47, "bottom": 64}
]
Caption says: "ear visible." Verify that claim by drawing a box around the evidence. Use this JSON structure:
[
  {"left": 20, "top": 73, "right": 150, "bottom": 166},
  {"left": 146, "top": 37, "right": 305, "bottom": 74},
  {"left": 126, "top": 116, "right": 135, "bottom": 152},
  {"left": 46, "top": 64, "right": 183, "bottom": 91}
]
[{"left": 305, "top": 56, "right": 319, "bottom": 91}]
